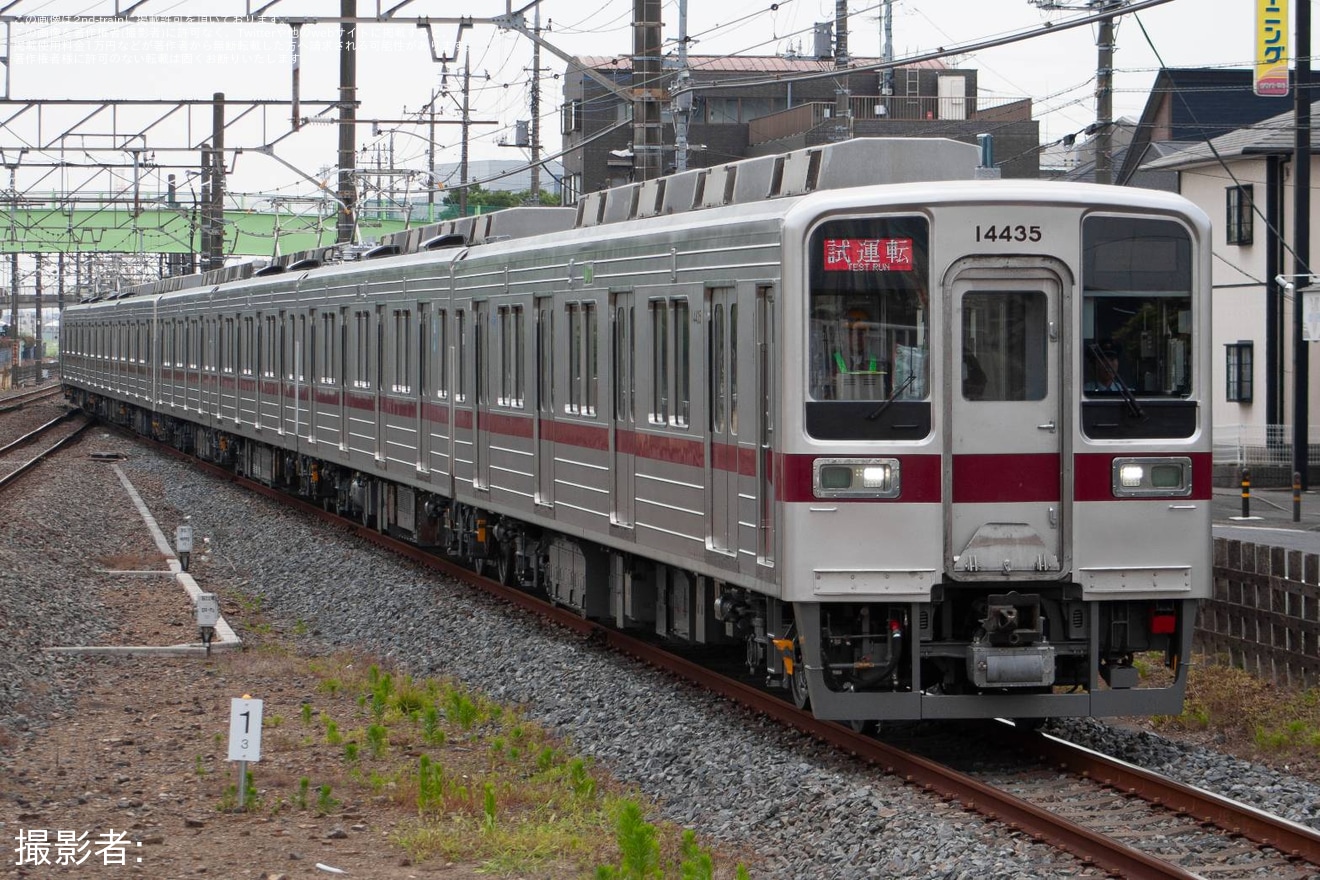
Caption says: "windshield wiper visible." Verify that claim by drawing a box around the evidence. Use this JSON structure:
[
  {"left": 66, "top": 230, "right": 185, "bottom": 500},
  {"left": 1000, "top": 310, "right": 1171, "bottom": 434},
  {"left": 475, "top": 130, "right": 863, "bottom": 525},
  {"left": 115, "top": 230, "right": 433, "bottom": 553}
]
[
  {"left": 1086, "top": 342, "right": 1146, "bottom": 420},
  {"left": 866, "top": 374, "right": 916, "bottom": 421}
]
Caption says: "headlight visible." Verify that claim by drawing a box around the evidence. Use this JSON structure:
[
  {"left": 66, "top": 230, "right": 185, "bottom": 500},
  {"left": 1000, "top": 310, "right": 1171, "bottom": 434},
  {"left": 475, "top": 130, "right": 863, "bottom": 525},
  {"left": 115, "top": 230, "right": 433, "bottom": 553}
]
[
  {"left": 813, "top": 458, "right": 901, "bottom": 499},
  {"left": 1111, "top": 457, "right": 1192, "bottom": 497}
]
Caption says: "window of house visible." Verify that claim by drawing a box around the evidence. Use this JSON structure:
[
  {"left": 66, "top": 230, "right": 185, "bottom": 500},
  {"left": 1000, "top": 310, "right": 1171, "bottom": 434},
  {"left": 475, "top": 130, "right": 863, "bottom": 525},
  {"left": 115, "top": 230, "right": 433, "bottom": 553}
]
[
  {"left": 1226, "top": 185, "right": 1253, "bottom": 246},
  {"left": 1226, "top": 341, "right": 1253, "bottom": 402},
  {"left": 562, "top": 99, "right": 582, "bottom": 134}
]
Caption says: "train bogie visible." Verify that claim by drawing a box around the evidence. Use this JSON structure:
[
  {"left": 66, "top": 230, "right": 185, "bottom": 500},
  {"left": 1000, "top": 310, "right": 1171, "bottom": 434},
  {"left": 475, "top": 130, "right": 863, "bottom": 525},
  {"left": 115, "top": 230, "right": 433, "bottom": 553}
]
[{"left": 62, "top": 138, "right": 1212, "bottom": 724}]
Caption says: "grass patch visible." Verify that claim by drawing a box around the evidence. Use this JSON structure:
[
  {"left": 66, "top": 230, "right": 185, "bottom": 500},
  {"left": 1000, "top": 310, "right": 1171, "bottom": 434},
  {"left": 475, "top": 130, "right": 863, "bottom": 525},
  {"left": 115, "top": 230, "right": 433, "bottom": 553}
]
[
  {"left": 1145, "top": 652, "right": 1320, "bottom": 765},
  {"left": 205, "top": 649, "right": 750, "bottom": 876}
]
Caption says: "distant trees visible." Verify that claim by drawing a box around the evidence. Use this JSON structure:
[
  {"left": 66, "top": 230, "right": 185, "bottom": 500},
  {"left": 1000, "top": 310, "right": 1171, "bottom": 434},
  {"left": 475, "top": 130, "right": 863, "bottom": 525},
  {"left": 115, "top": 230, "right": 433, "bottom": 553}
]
[{"left": 444, "top": 184, "right": 561, "bottom": 210}]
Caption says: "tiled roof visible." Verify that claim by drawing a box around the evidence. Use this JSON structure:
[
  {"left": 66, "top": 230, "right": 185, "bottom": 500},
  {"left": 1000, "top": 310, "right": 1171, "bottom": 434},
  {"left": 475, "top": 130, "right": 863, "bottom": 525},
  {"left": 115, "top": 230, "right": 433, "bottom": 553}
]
[{"left": 1144, "top": 100, "right": 1320, "bottom": 169}]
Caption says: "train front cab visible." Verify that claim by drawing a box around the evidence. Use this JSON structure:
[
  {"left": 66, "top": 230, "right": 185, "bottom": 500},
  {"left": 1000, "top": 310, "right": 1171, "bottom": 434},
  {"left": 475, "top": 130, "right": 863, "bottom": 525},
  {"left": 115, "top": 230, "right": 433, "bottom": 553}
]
[{"left": 783, "top": 193, "right": 1211, "bottom": 723}]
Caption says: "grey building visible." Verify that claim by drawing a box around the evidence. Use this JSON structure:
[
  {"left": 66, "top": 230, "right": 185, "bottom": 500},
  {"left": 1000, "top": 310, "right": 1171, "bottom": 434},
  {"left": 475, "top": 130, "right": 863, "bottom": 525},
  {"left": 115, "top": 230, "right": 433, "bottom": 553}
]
[{"left": 561, "top": 54, "right": 1039, "bottom": 199}]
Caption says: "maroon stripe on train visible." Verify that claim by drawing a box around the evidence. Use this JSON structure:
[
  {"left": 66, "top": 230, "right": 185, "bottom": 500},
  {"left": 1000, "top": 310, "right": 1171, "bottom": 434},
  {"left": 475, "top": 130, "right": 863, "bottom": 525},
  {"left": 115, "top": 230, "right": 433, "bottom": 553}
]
[
  {"left": 781, "top": 454, "right": 942, "bottom": 504},
  {"left": 1074, "top": 451, "right": 1212, "bottom": 501},
  {"left": 952, "top": 453, "right": 1060, "bottom": 504}
]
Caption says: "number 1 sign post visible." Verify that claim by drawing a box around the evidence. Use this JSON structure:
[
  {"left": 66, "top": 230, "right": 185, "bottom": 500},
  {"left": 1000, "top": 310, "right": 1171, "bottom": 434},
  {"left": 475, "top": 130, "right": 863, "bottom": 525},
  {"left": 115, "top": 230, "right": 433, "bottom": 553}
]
[{"left": 228, "top": 697, "right": 263, "bottom": 809}]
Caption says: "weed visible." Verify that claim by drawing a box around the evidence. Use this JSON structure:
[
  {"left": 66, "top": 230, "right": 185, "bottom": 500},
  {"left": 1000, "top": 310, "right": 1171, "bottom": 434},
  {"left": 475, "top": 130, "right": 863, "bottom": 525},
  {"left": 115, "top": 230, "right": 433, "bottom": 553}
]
[
  {"left": 595, "top": 800, "right": 660, "bottom": 880},
  {"left": 421, "top": 705, "right": 445, "bottom": 746},
  {"left": 300, "top": 703, "right": 313, "bottom": 726},
  {"left": 344, "top": 741, "right": 360, "bottom": 763},
  {"left": 319, "top": 677, "right": 342, "bottom": 696},
  {"left": 296, "top": 777, "right": 310, "bottom": 810},
  {"left": 194, "top": 754, "right": 206, "bottom": 777},
  {"left": 392, "top": 677, "right": 428, "bottom": 717},
  {"left": 266, "top": 714, "right": 283, "bottom": 728},
  {"left": 482, "top": 782, "right": 497, "bottom": 832},
  {"left": 367, "top": 723, "right": 388, "bottom": 759},
  {"left": 315, "top": 783, "right": 339, "bottom": 816},
  {"left": 325, "top": 720, "right": 342, "bottom": 746},
  {"left": 570, "top": 758, "right": 596, "bottom": 800},
  {"left": 679, "top": 829, "right": 714, "bottom": 880},
  {"left": 292, "top": 619, "right": 308, "bottom": 636},
  {"left": 446, "top": 689, "right": 480, "bottom": 730}
]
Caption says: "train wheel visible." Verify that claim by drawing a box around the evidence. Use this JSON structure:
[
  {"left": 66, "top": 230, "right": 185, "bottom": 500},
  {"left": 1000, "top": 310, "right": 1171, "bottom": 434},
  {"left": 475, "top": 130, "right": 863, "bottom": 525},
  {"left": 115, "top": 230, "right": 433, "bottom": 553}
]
[
  {"left": 789, "top": 644, "right": 810, "bottom": 711},
  {"left": 848, "top": 719, "right": 878, "bottom": 735}
]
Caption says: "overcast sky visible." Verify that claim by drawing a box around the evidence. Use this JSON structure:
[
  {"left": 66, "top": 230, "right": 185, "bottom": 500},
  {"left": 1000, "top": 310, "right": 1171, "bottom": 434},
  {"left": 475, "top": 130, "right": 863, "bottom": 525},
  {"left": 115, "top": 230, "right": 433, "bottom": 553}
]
[{"left": 0, "top": 0, "right": 1276, "bottom": 199}]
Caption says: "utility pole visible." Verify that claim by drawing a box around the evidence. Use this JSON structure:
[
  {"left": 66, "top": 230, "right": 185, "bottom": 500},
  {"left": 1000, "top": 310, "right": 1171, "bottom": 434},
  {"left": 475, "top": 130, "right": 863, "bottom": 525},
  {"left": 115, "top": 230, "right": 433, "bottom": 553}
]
[
  {"left": 337, "top": 0, "right": 358, "bottom": 244},
  {"left": 1030, "top": 0, "right": 1129, "bottom": 184},
  {"left": 834, "top": 0, "right": 850, "bottom": 123},
  {"left": 672, "top": 0, "right": 692, "bottom": 172},
  {"left": 631, "top": 0, "right": 664, "bottom": 181},
  {"left": 1094, "top": 7, "right": 1116, "bottom": 184},
  {"left": 530, "top": 1, "right": 542, "bottom": 199},
  {"left": 33, "top": 253, "right": 41, "bottom": 368},
  {"left": 208, "top": 92, "right": 225, "bottom": 271},
  {"left": 880, "top": 0, "right": 893, "bottom": 112},
  {"left": 460, "top": 50, "right": 471, "bottom": 217},
  {"left": 1293, "top": 0, "right": 1312, "bottom": 489}
]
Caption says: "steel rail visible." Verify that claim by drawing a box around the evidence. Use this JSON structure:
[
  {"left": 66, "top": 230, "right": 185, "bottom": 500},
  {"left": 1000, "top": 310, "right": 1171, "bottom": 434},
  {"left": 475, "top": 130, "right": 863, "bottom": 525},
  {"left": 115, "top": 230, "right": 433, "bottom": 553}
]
[
  {"left": 983, "top": 721, "right": 1320, "bottom": 865},
  {"left": 119, "top": 426, "right": 1212, "bottom": 879},
  {"left": 0, "top": 384, "right": 62, "bottom": 413},
  {"left": 0, "top": 414, "right": 89, "bottom": 490}
]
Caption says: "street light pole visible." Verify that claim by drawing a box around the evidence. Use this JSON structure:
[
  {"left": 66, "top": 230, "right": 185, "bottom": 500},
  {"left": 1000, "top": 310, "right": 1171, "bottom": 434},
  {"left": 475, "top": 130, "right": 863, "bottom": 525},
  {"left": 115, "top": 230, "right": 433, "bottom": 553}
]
[{"left": 1293, "top": 0, "right": 1312, "bottom": 489}]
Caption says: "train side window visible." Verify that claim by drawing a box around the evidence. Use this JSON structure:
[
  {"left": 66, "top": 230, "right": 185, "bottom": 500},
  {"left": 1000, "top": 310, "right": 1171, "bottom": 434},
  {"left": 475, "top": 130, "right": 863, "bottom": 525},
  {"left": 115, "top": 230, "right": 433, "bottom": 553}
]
[
  {"left": 456, "top": 309, "right": 467, "bottom": 403},
  {"left": 514, "top": 305, "right": 525, "bottom": 408},
  {"left": 585, "top": 302, "right": 597, "bottom": 417},
  {"left": 393, "top": 308, "right": 412, "bottom": 394},
  {"left": 537, "top": 305, "right": 553, "bottom": 413},
  {"left": 729, "top": 303, "right": 738, "bottom": 434},
  {"left": 712, "top": 304, "right": 725, "bottom": 432},
  {"left": 567, "top": 303, "right": 582, "bottom": 414},
  {"left": 673, "top": 298, "right": 689, "bottom": 427},
  {"left": 435, "top": 308, "right": 448, "bottom": 400},
  {"left": 354, "top": 310, "right": 371, "bottom": 389},
  {"left": 651, "top": 300, "right": 669, "bottom": 424},
  {"left": 320, "top": 312, "right": 337, "bottom": 385}
]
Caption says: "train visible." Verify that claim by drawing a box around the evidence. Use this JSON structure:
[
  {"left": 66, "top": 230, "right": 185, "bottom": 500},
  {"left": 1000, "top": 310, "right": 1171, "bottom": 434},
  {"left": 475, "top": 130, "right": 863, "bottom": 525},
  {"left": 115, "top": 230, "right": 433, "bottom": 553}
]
[{"left": 61, "top": 138, "right": 1212, "bottom": 724}]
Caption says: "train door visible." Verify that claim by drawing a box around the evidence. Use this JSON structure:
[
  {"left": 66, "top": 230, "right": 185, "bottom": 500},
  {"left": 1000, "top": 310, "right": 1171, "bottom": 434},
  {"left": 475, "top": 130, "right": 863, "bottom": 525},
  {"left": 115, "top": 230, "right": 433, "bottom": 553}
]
[
  {"left": 534, "top": 296, "right": 555, "bottom": 508},
  {"left": 611, "top": 292, "right": 635, "bottom": 527},
  {"left": 706, "top": 286, "right": 738, "bottom": 556},
  {"left": 947, "top": 261, "right": 1067, "bottom": 577},
  {"left": 472, "top": 301, "right": 491, "bottom": 490}
]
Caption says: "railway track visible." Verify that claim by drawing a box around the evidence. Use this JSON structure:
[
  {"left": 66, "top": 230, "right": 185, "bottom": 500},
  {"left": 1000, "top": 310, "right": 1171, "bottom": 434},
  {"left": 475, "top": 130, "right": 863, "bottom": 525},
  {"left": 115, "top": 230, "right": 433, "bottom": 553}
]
[
  {"left": 0, "top": 383, "right": 62, "bottom": 413},
  {"left": 116, "top": 424, "right": 1320, "bottom": 880},
  {"left": 0, "top": 411, "right": 91, "bottom": 489}
]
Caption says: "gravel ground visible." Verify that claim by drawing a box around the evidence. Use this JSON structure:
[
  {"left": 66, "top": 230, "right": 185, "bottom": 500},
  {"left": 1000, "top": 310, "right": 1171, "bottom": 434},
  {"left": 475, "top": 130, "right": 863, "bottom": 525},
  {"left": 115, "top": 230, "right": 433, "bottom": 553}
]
[{"left": 5, "top": 417, "right": 1320, "bottom": 878}]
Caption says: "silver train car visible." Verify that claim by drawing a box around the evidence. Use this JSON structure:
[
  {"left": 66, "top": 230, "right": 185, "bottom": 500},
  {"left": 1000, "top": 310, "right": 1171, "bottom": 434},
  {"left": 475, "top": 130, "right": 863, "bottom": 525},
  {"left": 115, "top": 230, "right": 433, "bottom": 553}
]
[{"left": 61, "top": 138, "right": 1212, "bottom": 723}]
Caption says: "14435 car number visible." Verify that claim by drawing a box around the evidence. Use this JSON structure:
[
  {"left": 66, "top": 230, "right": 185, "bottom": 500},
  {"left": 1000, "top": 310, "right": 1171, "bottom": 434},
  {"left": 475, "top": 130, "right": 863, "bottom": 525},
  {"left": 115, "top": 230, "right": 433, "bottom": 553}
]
[{"left": 974, "top": 224, "right": 1042, "bottom": 243}]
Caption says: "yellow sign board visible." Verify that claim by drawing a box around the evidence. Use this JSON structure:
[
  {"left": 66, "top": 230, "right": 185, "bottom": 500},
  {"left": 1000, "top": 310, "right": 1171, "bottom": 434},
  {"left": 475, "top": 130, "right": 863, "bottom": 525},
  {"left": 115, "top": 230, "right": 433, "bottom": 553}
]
[{"left": 1255, "top": 0, "right": 1289, "bottom": 97}]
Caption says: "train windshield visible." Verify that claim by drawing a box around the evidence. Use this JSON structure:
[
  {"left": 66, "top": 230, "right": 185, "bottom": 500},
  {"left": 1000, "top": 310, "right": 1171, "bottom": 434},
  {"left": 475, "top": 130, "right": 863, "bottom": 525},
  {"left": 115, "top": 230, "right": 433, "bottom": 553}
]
[
  {"left": 807, "top": 215, "right": 930, "bottom": 404},
  {"left": 1081, "top": 215, "right": 1193, "bottom": 399}
]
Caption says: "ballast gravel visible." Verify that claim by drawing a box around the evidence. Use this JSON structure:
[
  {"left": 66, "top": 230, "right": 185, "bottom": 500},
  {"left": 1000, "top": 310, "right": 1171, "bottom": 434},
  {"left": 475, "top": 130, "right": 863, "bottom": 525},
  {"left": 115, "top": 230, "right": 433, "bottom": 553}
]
[{"left": 4, "top": 430, "right": 1320, "bottom": 878}]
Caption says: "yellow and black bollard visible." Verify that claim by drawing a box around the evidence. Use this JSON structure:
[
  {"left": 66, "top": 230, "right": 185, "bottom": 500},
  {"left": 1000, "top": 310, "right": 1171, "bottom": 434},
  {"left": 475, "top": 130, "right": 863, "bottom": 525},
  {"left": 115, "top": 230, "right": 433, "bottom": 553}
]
[
  {"left": 1241, "top": 467, "right": 1251, "bottom": 519},
  {"left": 1294, "top": 471, "right": 1303, "bottom": 523}
]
